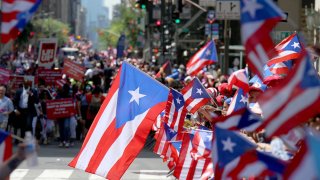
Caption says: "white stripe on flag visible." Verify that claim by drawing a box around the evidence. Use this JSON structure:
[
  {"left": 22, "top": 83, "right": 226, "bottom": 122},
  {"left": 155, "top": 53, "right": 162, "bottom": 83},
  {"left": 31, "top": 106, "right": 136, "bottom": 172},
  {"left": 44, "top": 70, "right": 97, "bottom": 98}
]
[
  {"left": 187, "top": 60, "right": 208, "bottom": 75},
  {"left": 241, "top": 21, "right": 263, "bottom": 43},
  {"left": 266, "top": 88, "right": 320, "bottom": 137},
  {"left": 261, "top": 58, "right": 305, "bottom": 120},
  {"left": 187, "top": 98, "right": 202, "bottom": 112},
  {"left": 1, "top": 1, "right": 35, "bottom": 13},
  {"left": 75, "top": 90, "right": 118, "bottom": 170},
  {"left": 289, "top": 152, "right": 315, "bottom": 180},
  {"left": 238, "top": 161, "right": 266, "bottom": 178},
  {"left": 180, "top": 142, "right": 193, "bottom": 179},
  {"left": 95, "top": 109, "right": 150, "bottom": 177},
  {"left": 1, "top": 20, "right": 18, "bottom": 34},
  {"left": 216, "top": 115, "right": 242, "bottom": 129},
  {"left": 194, "top": 159, "right": 206, "bottom": 178}
]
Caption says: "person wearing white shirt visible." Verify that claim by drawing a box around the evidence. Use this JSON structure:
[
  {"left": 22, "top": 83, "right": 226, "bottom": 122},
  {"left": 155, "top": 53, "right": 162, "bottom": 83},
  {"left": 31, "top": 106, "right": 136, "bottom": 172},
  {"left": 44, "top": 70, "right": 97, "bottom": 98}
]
[{"left": 0, "top": 85, "right": 14, "bottom": 130}]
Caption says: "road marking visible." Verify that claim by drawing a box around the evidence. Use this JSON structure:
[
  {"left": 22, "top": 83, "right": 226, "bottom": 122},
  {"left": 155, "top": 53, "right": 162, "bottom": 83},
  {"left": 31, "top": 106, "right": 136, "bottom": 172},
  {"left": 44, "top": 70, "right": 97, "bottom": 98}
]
[
  {"left": 89, "top": 174, "right": 105, "bottom": 180},
  {"left": 138, "top": 170, "right": 173, "bottom": 179},
  {"left": 10, "top": 169, "right": 29, "bottom": 180},
  {"left": 36, "top": 169, "right": 73, "bottom": 180}
]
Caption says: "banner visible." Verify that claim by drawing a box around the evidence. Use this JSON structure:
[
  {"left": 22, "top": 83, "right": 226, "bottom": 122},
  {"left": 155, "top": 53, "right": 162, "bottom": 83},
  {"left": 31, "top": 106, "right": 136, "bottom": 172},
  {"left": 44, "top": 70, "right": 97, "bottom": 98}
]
[
  {"left": 37, "top": 69, "right": 62, "bottom": 86},
  {"left": 62, "top": 59, "right": 85, "bottom": 82},
  {"left": 0, "top": 68, "right": 11, "bottom": 85},
  {"left": 38, "top": 38, "right": 58, "bottom": 69},
  {"left": 9, "top": 75, "right": 35, "bottom": 90},
  {"left": 46, "top": 98, "right": 76, "bottom": 119}
]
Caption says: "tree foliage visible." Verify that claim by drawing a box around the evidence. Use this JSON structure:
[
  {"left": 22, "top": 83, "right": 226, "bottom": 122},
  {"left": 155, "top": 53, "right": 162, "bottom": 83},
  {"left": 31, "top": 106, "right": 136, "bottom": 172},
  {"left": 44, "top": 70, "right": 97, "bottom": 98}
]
[
  {"left": 32, "top": 18, "right": 70, "bottom": 46},
  {"left": 99, "top": 3, "right": 145, "bottom": 49}
]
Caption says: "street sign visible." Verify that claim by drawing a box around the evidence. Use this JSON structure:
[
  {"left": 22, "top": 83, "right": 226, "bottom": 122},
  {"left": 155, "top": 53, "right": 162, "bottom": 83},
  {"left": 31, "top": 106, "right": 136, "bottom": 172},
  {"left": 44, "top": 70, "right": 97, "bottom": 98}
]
[
  {"left": 215, "top": 0, "right": 240, "bottom": 20},
  {"left": 199, "top": 0, "right": 216, "bottom": 7}
]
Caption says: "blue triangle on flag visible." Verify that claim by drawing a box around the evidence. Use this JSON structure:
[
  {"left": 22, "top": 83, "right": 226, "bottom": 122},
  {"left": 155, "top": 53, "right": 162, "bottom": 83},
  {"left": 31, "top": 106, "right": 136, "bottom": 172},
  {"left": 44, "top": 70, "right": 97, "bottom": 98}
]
[{"left": 215, "top": 126, "right": 256, "bottom": 167}]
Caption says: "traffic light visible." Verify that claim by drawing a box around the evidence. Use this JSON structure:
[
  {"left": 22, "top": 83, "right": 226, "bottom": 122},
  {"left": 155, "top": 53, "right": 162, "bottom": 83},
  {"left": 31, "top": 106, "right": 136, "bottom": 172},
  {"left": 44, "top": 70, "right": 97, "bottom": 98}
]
[
  {"left": 156, "top": 19, "right": 161, "bottom": 26},
  {"left": 135, "top": 0, "right": 147, "bottom": 9},
  {"left": 172, "top": 12, "right": 180, "bottom": 24}
]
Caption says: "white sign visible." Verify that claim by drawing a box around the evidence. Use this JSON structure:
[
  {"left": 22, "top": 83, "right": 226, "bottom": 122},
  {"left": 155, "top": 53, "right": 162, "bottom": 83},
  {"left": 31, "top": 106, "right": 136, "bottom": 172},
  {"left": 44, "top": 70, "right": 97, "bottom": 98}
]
[
  {"left": 38, "top": 38, "right": 58, "bottom": 69},
  {"left": 199, "top": 0, "right": 216, "bottom": 7},
  {"left": 216, "top": 0, "right": 240, "bottom": 20}
]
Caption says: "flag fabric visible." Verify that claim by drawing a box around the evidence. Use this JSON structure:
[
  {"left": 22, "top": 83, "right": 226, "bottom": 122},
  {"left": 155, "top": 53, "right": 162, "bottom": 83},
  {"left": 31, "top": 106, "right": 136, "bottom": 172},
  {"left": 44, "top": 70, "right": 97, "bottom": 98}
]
[
  {"left": 240, "top": 0, "right": 285, "bottom": 79},
  {"left": 212, "top": 126, "right": 257, "bottom": 180},
  {"left": 249, "top": 75, "right": 268, "bottom": 92},
  {"left": 280, "top": 127, "right": 305, "bottom": 151},
  {"left": 152, "top": 110, "right": 165, "bottom": 131},
  {"left": 1, "top": 0, "right": 42, "bottom": 43},
  {"left": 190, "top": 129, "right": 213, "bottom": 160},
  {"left": 153, "top": 122, "right": 177, "bottom": 160},
  {"left": 168, "top": 141, "right": 182, "bottom": 166},
  {"left": 267, "top": 33, "right": 303, "bottom": 66},
  {"left": 69, "top": 62, "right": 169, "bottom": 179},
  {"left": 226, "top": 88, "right": 248, "bottom": 115},
  {"left": 216, "top": 108, "right": 262, "bottom": 132},
  {"left": 173, "top": 132, "right": 213, "bottom": 180},
  {"left": 227, "top": 149, "right": 287, "bottom": 179},
  {"left": 163, "top": 88, "right": 187, "bottom": 135},
  {"left": 269, "top": 62, "right": 291, "bottom": 75},
  {"left": 228, "top": 69, "right": 249, "bottom": 92},
  {"left": 186, "top": 40, "right": 218, "bottom": 76},
  {"left": 306, "top": 130, "right": 320, "bottom": 175},
  {"left": 0, "top": 130, "right": 12, "bottom": 165},
  {"left": 181, "top": 78, "right": 211, "bottom": 114},
  {"left": 284, "top": 140, "right": 319, "bottom": 180},
  {"left": 155, "top": 61, "right": 172, "bottom": 78},
  {"left": 257, "top": 52, "right": 320, "bottom": 139}
]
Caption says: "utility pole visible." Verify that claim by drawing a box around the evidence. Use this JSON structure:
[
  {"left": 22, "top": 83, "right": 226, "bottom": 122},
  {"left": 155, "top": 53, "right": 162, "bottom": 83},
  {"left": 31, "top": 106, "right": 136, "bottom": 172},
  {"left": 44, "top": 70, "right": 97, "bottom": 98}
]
[
  {"left": 161, "top": 0, "right": 166, "bottom": 64},
  {"left": 223, "top": 19, "right": 230, "bottom": 75}
]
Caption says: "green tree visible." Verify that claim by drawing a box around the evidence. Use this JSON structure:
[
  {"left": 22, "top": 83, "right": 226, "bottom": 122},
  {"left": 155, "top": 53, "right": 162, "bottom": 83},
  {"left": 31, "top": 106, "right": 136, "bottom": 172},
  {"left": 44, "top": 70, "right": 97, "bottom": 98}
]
[
  {"left": 32, "top": 18, "right": 70, "bottom": 46},
  {"left": 99, "top": 4, "right": 145, "bottom": 49}
]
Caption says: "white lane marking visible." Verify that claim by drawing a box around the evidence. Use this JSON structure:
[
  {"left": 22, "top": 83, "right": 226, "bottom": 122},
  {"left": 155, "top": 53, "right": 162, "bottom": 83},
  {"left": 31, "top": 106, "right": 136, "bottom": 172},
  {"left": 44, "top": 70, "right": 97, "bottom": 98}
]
[
  {"left": 10, "top": 169, "right": 29, "bottom": 180},
  {"left": 35, "top": 169, "right": 73, "bottom": 180}
]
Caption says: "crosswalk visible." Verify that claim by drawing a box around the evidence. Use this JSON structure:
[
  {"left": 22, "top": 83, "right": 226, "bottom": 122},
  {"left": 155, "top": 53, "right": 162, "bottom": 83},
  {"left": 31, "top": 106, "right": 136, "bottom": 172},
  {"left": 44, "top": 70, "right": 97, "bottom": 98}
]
[{"left": 10, "top": 169, "right": 175, "bottom": 180}]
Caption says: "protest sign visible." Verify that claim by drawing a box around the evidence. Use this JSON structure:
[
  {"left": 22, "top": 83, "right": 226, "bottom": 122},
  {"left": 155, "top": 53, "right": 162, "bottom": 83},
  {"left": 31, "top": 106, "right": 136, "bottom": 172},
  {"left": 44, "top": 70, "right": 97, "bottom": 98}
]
[
  {"left": 0, "top": 68, "right": 11, "bottom": 85},
  {"left": 46, "top": 98, "right": 76, "bottom": 119},
  {"left": 37, "top": 69, "right": 62, "bottom": 86},
  {"left": 38, "top": 38, "right": 57, "bottom": 69},
  {"left": 62, "top": 59, "right": 85, "bottom": 82}
]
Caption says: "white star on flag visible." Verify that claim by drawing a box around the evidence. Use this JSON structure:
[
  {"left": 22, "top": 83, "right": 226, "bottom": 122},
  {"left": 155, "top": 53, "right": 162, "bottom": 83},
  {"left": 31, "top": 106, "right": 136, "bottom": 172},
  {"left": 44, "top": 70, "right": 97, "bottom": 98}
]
[
  {"left": 242, "top": 0, "right": 263, "bottom": 18},
  {"left": 196, "top": 88, "right": 203, "bottom": 95},
  {"left": 291, "top": 42, "right": 300, "bottom": 49},
  {"left": 240, "top": 95, "right": 248, "bottom": 104},
  {"left": 128, "top": 87, "right": 146, "bottom": 105},
  {"left": 205, "top": 50, "right": 211, "bottom": 56},
  {"left": 222, "top": 137, "right": 236, "bottom": 153},
  {"left": 176, "top": 98, "right": 182, "bottom": 104}
]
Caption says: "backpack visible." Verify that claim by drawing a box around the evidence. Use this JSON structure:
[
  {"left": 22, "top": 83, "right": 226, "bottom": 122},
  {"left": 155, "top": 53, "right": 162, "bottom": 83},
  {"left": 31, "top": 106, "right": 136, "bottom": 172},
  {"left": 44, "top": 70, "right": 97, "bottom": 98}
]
[{"left": 87, "top": 95, "right": 102, "bottom": 120}]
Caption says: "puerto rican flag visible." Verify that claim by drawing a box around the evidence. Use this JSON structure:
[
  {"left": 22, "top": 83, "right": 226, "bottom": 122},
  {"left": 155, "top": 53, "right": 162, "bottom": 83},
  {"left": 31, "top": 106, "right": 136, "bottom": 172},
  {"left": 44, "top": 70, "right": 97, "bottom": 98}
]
[
  {"left": 1, "top": 0, "right": 42, "bottom": 43},
  {"left": 173, "top": 132, "right": 213, "bottom": 180},
  {"left": 168, "top": 141, "right": 182, "bottom": 166},
  {"left": 257, "top": 52, "right": 320, "bottom": 139},
  {"left": 69, "top": 62, "right": 169, "bottom": 179},
  {"left": 212, "top": 126, "right": 257, "bottom": 180},
  {"left": 269, "top": 61, "right": 291, "bottom": 75},
  {"left": 284, "top": 140, "right": 319, "bottom": 180},
  {"left": 155, "top": 60, "right": 172, "bottom": 78},
  {"left": 186, "top": 40, "right": 218, "bottom": 76},
  {"left": 227, "top": 149, "right": 287, "bottom": 179},
  {"left": 267, "top": 33, "right": 303, "bottom": 66},
  {"left": 181, "top": 78, "right": 211, "bottom": 114},
  {"left": 153, "top": 122, "right": 177, "bottom": 160},
  {"left": 190, "top": 129, "right": 213, "bottom": 160},
  {"left": 163, "top": 88, "right": 187, "bottom": 136},
  {"left": 228, "top": 69, "right": 250, "bottom": 93},
  {"left": 226, "top": 88, "right": 248, "bottom": 115},
  {"left": 240, "top": 0, "right": 286, "bottom": 79},
  {"left": 0, "top": 130, "right": 12, "bottom": 165},
  {"left": 216, "top": 108, "right": 262, "bottom": 132}
]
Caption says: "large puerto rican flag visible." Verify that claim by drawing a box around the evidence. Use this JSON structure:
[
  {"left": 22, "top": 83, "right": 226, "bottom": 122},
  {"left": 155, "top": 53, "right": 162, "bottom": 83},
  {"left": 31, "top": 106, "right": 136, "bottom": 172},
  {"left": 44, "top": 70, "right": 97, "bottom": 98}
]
[
  {"left": 186, "top": 40, "right": 218, "bottom": 76},
  {"left": 69, "top": 62, "right": 169, "bottom": 179},
  {"left": 257, "top": 52, "right": 320, "bottom": 139},
  {"left": 240, "top": 0, "right": 285, "bottom": 79},
  {"left": 1, "top": 0, "right": 42, "bottom": 43}
]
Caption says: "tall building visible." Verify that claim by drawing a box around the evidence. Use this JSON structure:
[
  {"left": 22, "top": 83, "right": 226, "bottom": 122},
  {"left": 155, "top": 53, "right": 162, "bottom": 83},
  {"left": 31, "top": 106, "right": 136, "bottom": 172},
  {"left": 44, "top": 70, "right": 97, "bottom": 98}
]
[{"left": 81, "top": 0, "right": 110, "bottom": 48}]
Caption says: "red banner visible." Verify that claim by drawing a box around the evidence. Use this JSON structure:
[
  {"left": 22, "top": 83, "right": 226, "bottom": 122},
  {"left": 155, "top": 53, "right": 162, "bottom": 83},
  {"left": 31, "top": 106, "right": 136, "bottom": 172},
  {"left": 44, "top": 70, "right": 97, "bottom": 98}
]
[
  {"left": 38, "top": 38, "right": 57, "bottom": 69},
  {"left": 46, "top": 98, "right": 76, "bottom": 119},
  {"left": 37, "top": 69, "right": 62, "bottom": 86},
  {"left": 0, "top": 68, "right": 11, "bottom": 85},
  {"left": 62, "top": 59, "right": 85, "bottom": 82},
  {"left": 9, "top": 75, "right": 35, "bottom": 90}
]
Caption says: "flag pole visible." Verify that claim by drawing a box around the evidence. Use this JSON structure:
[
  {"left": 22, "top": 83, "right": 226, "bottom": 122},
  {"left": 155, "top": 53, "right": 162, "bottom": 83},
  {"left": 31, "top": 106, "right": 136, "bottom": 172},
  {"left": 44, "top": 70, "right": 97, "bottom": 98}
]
[{"left": 11, "top": 134, "right": 25, "bottom": 142}]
